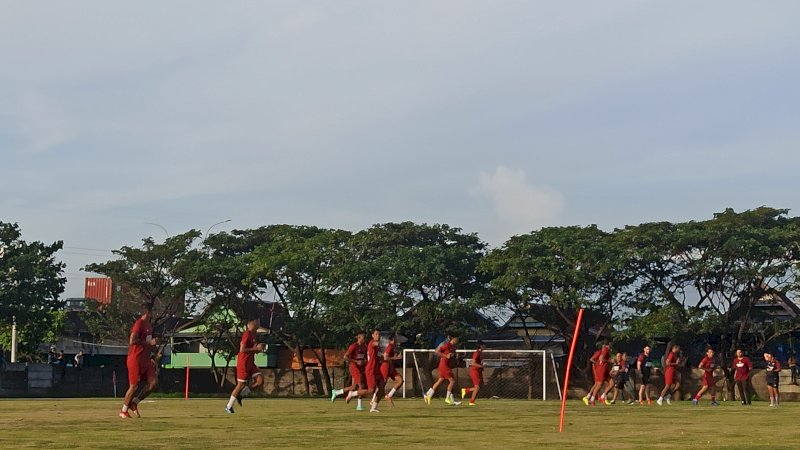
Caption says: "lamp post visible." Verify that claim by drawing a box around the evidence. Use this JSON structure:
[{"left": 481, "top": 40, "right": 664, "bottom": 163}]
[
  {"left": 144, "top": 222, "right": 170, "bottom": 238},
  {"left": 11, "top": 316, "right": 17, "bottom": 363},
  {"left": 204, "top": 219, "right": 232, "bottom": 240}
]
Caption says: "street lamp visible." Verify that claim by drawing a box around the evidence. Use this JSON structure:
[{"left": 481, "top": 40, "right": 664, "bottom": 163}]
[
  {"left": 144, "top": 222, "right": 170, "bottom": 238},
  {"left": 204, "top": 219, "right": 232, "bottom": 240}
]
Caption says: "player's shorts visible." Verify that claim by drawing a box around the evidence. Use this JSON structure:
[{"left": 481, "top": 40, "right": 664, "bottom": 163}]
[
  {"left": 615, "top": 376, "right": 627, "bottom": 389},
  {"left": 593, "top": 364, "right": 608, "bottom": 383},
  {"left": 236, "top": 360, "right": 260, "bottom": 383},
  {"left": 349, "top": 365, "right": 365, "bottom": 387},
  {"left": 766, "top": 377, "right": 779, "bottom": 388},
  {"left": 380, "top": 364, "right": 398, "bottom": 381},
  {"left": 664, "top": 369, "right": 676, "bottom": 386},
  {"left": 702, "top": 372, "right": 715, "bottom": 387},
  {"left": 127, "top": 357, "right": 156, "bottom": 385},
  {"left": 470, "top": 368, "right": 483, "bottom": 387},
  {"left": 366, "top": 369, "right": 384, "bottom": 391},
  {"left": 438, "top": 364, "right": 453, "bottom": 380},
  {"left": 639, "top": 371, "right": 651, "bottom": 385}
]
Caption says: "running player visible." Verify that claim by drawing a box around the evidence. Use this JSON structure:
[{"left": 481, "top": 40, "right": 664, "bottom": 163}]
[
  {"left": 424, "top": 335, "right": 460, "bottom": 406},
  {"left": 637, "top": 345, "right": 654, "bottom": 405},
  {"left": 461, "top": 340, "right": 486, "bottom": 406},
  {"left": 732, "top": 349, "right": 752, "bottom": 405},
  {"left": 120, "top": 302, "right": 157, "bottom": 419},
  {"left": 764, "top": 351, "right": 781, "bottom": 407},
  {"left": 657, "top": 343, "right": 680, "bottom": 406},
  {"left": 365, "top": 329, "right": 385, "bottom": 413},
  {"left": 692, "top": 347, "right": 720, "bottom": 406},
  {"left": 381, "top": 333, "right": 404, "bottom": 406},
  {"left": 226, "top": 317, "right": 265, "bottom": 414},
  {"left": 583, "top": 341, "right": 612, "bottom": 406},
  {"left": 332, "top": 332, "right": 368, "bottom": 410}
]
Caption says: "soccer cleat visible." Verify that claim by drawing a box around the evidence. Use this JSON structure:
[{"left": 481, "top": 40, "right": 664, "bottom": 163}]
[
  {"left": 692, "top": 398, "right": 698, "bottom": 406},
  {"left": 356, "top": 404, "right": 366, "bottom": 411},
  {"left": 236, "top": 394, "right": 243, "bottom": 407},
  {"left": 331, "top": 390, "right": 338, "bottom": 403},
  {"left": 647, "top": 399, "right": 653, "bottom": 405},
  {"left": 741, "top": 400, "right": 747, "bottom": 406},
  {"left": 582, "top": 397, "right": 589, "bottom": 406},
  {"left": 119, "top": 411, "right": 131, "bottom": 419},
  {"left": 370, "top": 408, "right": 380, "bottom": 413},
  {"left": 604, "top": 398, "right": 612, "bottom": 406},
  {"left": 656, "top": 398, "right": 663, "bottom": 406},
  {"left": 385, "top": 395, "right": 394, "bottom": 407},
  {"left": 589, "top": 399, "right": 596, "bottom": 406},
  {"left": 711, "top": 401, "right": 719, "bottom": 406},
  {"left": 445, "top": 397, "right": 453, "bottom": 405},
  {"left": 225, "top": 406, "right": 235, "bottom": 414},
  {"left": 666, "top": 398, "right": 672, "bottom": 405},
  {"left": 424, "top": 394, "right": 431, "bottom": 405},
  {"left": 468, "top": 402, "right": 476, "bottom": 406},
  {"left": 461, "top": 388, "right": 467, "bottom": 400},
  {"left": 345, "top": 394, "right": 354, "bottom": 404},
  {"left": 639, "top": 400, "right": 644, "bottom": 406},
  {"left": 627, "top": 400, "right": 636, "bottom": 405},
  {"left": 129, "top": 403, "right": 140, "bottom": 418},
  {"left": 452, "top": 401, "right": 462, "bottom": 406},
  {"left": 609, "top": 399, "right": 616, "bottom": 405}
]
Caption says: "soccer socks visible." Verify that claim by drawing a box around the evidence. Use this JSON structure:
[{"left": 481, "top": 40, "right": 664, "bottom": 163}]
[
  {"left": 121, "top": 404, "right": 129, "bottom": 412},
  {"left": 334, "top": 388, "right": 344, "bottom": 396},
  {"left": 387, "top": 388, "right": 396, "bottom": 398},
  {"left": 357, "top": 398, "right": 363, "bottom": 408},
  {"left": 226, "top": 396, "right": 237, "bottom": 409},
  {"left": 426, "top": 388, "right": 434, "bottom": 397}
]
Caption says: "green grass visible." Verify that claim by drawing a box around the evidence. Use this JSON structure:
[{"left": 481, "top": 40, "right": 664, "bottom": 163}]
[{"left": 0, "top": 397, "right": 798, "bottom": 449}]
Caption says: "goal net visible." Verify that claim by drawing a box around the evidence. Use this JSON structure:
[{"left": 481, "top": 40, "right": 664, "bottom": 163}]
[{"left": 401, "top": 349, "right": 548, "bottom": 400}]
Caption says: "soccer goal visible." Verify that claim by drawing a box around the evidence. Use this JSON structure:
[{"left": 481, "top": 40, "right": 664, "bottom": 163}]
[{"left": 401, "top": 349, "right": 549, "bottom": 400}]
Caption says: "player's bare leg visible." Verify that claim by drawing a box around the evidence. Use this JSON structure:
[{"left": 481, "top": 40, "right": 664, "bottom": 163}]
[
  {"left": 583, "top": 382, "right": 600, "bottom": 405},
  {"left": 692, "top": 385, "right": 708, "bottom": 405},
  {"left": 121, "top": 381, "right": 141, "bottom": 418},
  {"left": 425, "top": 377, "right": 445, "bottom": 405},
  {"left": 385, "top": 374, "right": 403, "bottom": 406},
  {"left": 226, "top": 380, "right": 247, "bottom": 413},
  {"left": 467, "top": 383, "right": 480, "bottom": 405},
  {"left": 130, "top": 373, "right": 157, "bottom": 417},
  {"left": 444, "top": 377, "right": 460, "bottom": 405},
  {"left": 600, "top": 379, "right": 614, "bottom": 405}
]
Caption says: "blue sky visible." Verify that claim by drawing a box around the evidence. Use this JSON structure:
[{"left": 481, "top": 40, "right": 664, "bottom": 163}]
[{"left": 2, "top": 1, "right": 799, "bottom": 297}]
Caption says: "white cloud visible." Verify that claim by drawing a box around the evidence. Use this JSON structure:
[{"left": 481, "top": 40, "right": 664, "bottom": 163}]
[{"left": 474, "top": 166, "right": 564, "bottom": 239}]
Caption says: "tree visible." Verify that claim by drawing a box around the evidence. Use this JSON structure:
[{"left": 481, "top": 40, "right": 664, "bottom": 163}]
[
  {"left": 84, "top": 230, "right": 203, "bottom": 366},
  {"left": 0, "top": 222, "right": 66, "bottom": 360}
]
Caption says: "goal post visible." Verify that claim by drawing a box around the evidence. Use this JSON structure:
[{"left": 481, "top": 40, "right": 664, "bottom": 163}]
[{"left": 402, "top": 349, "right": 548, "bottom": 400}]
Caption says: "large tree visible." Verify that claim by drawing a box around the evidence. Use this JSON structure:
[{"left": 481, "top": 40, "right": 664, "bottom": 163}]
[{"left": 0, "top": 222, "right": 66, "bottom": 360}]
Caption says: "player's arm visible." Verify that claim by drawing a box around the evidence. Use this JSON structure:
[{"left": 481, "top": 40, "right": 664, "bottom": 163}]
[
  {"left": 240, "top": 337, "right": 264, "bottom": 354},
  {"left": 589, "top": 354, "right": 598, "bottom": 366},
  {"left": 436, "top": 343, "right": 451, "bottom": 359},
  {"left": 128, "top": 325, "right": 157, "bottom": 347}
]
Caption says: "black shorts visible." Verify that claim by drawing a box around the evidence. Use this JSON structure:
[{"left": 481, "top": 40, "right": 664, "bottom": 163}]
[
  {"left": 615, "top": 378, "right": 627, "bottom": 389},
  {"left": 767, "top": 379, "right": 779, "bottom": 388},
  {"left": 640, "top": 371, "right": 651, "bottom": 385}
]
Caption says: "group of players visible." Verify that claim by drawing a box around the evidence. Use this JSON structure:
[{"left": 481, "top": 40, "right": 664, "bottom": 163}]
[
  {"left": 583, "top": 341, "right": 783, "bottom": 408},
  {"left": 118, "top": 302, "right": 486, "bottom": 418}
]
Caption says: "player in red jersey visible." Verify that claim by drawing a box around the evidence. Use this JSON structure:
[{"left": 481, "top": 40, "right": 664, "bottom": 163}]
[
  {"left": 732, "top": 348, "right": 752, "bottom": 405},
  {"left": 332, "top": 332, "right": 368, "bottom": 410},
  {"left": 657, "top": 343, "right": 680, "bottom": 405},
  {"left": 225, "top": 317, "right": 265, "bottom": 414},
  {"left": 692, "top": 347, "right": 720, "bottom": 406},
  {"left": 425, "top": 335, "right": 461, "bottom": 406},
  {"left": 364, "top": 329, "right": 385, "bottom": 412},
  {"left": 461, "top": 340, "right": 486, "bottom": 406},
  {"left": 764, "top": 351, "right": 782, "bottom": 407},
  {"left": 583, "top": 341, "right": 612, "bottom": 406},
  {"left": 120, "top": 302, "right": 158, "bottom": 419},
  {"left": 380, "top": 333, "right": 404, "bottom": 406}
]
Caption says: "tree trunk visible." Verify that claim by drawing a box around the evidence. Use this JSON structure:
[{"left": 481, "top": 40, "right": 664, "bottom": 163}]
[
  {"left": 317, "top": 347, "right": 333, "bottom": 396},
  {"left": 292, "top": 344, "right": 311, "bottom": 396}
]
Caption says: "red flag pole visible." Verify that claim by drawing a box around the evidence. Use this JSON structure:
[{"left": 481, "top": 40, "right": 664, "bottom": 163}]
[
  {"left": 559, "top": 308, "right": 584, "bottom": 433},
  {"left": 184, "top": 354, "right": 190, "bottom": 400}
]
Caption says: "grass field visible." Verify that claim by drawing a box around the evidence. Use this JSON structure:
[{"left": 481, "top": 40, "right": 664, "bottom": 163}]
[{"left": 1, "top": 397, "right": 799, "bottom": 449}]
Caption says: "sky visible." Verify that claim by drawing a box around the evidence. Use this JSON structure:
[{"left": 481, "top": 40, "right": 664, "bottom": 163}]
[{"left": 2, "top": 1, "right": 799, "bottom": 298}]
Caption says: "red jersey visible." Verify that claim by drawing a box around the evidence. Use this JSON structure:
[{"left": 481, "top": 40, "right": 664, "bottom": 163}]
[
  {"left": 238, "top": 329, "right": 256, "bottom": 366},
  {"left": 665, "top": 351, "right": 678, "bottom": 372},
  {"left": 346, "top": 342, "right": 367, "bottom": 370},
  {"left": 381, "top": 342, "right": 396, "bottom": 369},
  {"left": 128, "top": 317, "right": 153, "bottom": 363},
  {"left": 591, "top": 350, "right": 602, "bottom": 365},
  {"left": 438, "top": 342, "right": 456, "bottom": 369},
  {"left": 470, "top": 350, "right": 483, "bottom": 372},
  {"left": 733, "top": 357, "right": 752, "bottom": 381},
  {"left": 699, "top": 356, "right": 717, "bottom": 373},
  {"left": 366, "top": 340, "right": 381, "bottom": 373}
]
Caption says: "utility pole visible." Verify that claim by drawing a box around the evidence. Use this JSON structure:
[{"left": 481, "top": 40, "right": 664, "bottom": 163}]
[{"left": 11, "top": 315, "right": 17, "bottom": 363}]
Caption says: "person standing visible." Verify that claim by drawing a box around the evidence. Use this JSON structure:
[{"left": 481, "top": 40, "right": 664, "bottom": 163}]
[
  {"left": 381, "top": 333, "right": 404, "bottom": 406},
  {"left": 120, "top": 303, "right": 158, "bottom": 419},
  {"left": 425, "top": 335, "right": 461, "bottom": 406},
  {"left": 583, "top": 341, "right": 612, "bottom": 406},
  {"left": 788, "top": 353, "right": 797, "bottom": 385},
  {"left": 364, "top": 329, "right": 385, "bottom": 413},
  {"left": 692, "top": 348, "right": 720, "bottom": 406},
  {"left": 225, "top": 317, "right": 265, "bottom": 414},
  {"left": 462, "top": 340, "right": 486, "bottom": 406},
  {"left": 73, "top": 351, "right": 85, "bottom": 369},
  {"left": 637, "top": 345, "right": 654, "bottom": 405},
  {"left": 657, "top": 343, "right": 680, "bottom": 406},
  {"left": 732, "top": 349, "right": 752, "bottom": 405},
  {"left": 764, "top": 351, "right": 782, "bottom": 407}
]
